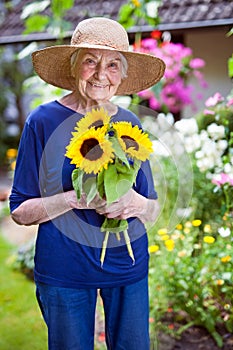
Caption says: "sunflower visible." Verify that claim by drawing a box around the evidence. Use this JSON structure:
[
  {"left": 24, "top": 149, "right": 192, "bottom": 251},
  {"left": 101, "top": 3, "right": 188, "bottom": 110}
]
[
  {"left": 66, "top": 127, "right": 114, "bottom": 174},
  {"left": 112, "top": 122, "right": 153, "bottom": 161},
  {"left": 74, "top": 107, "right": 111, "bottom": 136}
]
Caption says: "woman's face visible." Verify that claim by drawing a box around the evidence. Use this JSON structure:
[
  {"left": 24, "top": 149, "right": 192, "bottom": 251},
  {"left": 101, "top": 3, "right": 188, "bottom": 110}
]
[{"left": 74, "top": 49, "right": 123, "bottom": 103}]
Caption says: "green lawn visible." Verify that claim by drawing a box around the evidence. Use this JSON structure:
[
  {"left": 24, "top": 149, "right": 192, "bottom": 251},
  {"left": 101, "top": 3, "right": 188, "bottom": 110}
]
[{"left": 0, "top": 234, "right": 47, "bottom": 350}]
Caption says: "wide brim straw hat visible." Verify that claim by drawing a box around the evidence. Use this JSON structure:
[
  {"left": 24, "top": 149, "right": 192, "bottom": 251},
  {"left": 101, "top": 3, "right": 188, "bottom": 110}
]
[{"left": 32, "top": 17, "right": 166, "bottom": 95}]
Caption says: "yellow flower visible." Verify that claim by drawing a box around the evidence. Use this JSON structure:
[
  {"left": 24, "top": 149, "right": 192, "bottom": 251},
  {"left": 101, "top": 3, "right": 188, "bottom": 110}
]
[
  {"left": 161, "top": 234, "right": 170, "bottom": 241},
  {"left": 112, "top": 122, "right": 153, "bottom": 161},
  {"left": 164, "top": 239, "right": 175, "bottom": 251},
  {"left": 217, "top": 279, "right": 224, "bottom": 286},
  {"left": 183, "top": 227, "right": 190, "bottom": 234},
  {"left": 158, "top": 228, "right": 168, "bottom": 235},
  {"left": 221, "top": 255, "right": 231, "bottom": 263},
  {"left": 192, "top": 219, "right": 202, "bottom": 227},
  {"left": 6, "top": 148, "right": 17, "bottom": 159},
  {"left": 148, "top": 245, "right": 160, "bottom": 253},
  {"left": 203, "top": 236, "right": 215, "bottom": 244},
  {"left": 132, "top": 0, "right": 141, "bottom": 7},
  {"left": 66, "top": 127, "right": 114, "bottom": 174},
  {"left": 10, "top": 160, "right": 16, "bottom": 171},
  {"left": 176, "top": 223, "right": 183, "bottom": 230},
  {"left": 74, "top": 107, "right": 111, "bottom": 136},
  {"left": 204, "top": 224, "right": 212, "bottom": 233}
]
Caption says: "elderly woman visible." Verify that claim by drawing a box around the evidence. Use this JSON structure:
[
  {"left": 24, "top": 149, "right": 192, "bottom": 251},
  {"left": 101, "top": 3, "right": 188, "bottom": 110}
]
[{"left": 10, "top": 17, "right": 165, "bottom": 350}]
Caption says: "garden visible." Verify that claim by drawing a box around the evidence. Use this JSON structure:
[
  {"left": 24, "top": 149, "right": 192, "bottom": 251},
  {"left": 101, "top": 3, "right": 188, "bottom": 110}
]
[{"left": 0, "top": 1, "right": 233, "bottom": 349}]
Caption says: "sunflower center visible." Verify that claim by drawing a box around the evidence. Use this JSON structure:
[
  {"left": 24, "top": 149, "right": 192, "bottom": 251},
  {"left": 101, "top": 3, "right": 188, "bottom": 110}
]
[
  {"left": 121, "top": 136, "right": 139, "bottom": 151},
  {"left": 80, "top": 138, "right": 103, "bottom": 160},
  {"left": 89, "top": 120, "right": 104, "bottom": 129}
]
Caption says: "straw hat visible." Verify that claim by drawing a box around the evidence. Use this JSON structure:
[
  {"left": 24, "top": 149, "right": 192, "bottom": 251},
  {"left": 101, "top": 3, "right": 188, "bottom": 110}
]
[{"left": 32, "top": 17, "right": 165, "bottom": 95}]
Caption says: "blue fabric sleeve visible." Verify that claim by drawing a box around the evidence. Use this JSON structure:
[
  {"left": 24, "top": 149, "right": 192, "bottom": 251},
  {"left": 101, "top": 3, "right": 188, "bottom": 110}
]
[{"left": 9, "top": 121, "right": 42, "bottom": 212}]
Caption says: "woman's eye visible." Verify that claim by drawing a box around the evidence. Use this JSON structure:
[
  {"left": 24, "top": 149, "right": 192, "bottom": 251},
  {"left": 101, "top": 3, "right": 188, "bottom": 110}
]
[
  {"left": 109, "top": 62, "right": 119, "bottom": 70},
  {"left": 85, "top": 58, "right": 96, "bottom": 66}
]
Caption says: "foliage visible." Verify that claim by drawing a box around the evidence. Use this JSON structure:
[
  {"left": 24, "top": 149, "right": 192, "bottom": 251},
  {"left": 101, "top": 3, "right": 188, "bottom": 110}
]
[
  {"left": 12, "top": 239, "right": 36, "bottom": 280},
  {"left": 118, "top": 0, "right": 161, "bottom": 29},
  {"left": 134, "top": 33, "right": 207, "bottom": 115},
  {"left": 0, "top": 46, "right": 32, "bottom": 166},
  {"left": 149, "top": 220, "right": 233, "bottom": 348},
  {"left": 147, "top": 90, "right": 233, "bottom": 346},
  {"left": 22, "top": 0, "right": 75, "bottom": 38},
  {"left": 0, "top": 235, "right": 47, "bottom": 350}
]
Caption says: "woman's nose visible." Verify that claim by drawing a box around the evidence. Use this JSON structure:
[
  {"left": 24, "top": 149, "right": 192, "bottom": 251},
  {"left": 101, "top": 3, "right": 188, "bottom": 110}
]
[{"left": 94, "top": 63, "right": 107, "bottom": 80}]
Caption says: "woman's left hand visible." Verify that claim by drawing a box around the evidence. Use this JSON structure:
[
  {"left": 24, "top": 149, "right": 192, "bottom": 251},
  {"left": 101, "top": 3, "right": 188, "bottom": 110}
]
[
  {"left": 96, "top": 189, "right": 160, "bottom": 224},
  {"left": 96, "top": 189, "right": 143, "bottom": 220}
]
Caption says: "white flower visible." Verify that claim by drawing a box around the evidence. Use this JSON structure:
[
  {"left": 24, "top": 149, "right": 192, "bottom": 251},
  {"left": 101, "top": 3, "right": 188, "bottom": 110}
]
[
  {"left": 142, "top": 116, "right": 159, "bottom": 136},
  {"left": 145, "top": 0, "right": 159, "bottom": 18},
  {"left": 175, "top": 118, "right": 198, "bottom": 136},
  {"left": 152, "top": 140, "right": 170, "bottom": 157},
  {"left": 224, "top": 163, "right": 233, "bottom": 174},
  {"left": 216, "top": 139, "right": 228, "bottom": 152},
  {"left": 218, "top": 227, "right": 231, "bottom": 238},
  {"left": 196, "top": 157, "right": 214, "bottom": 172},
  {"left": 192, "top": 134, "right": 201, "bottom": 150},
  {"left": 207, "top": 123, "right": 225, "bottom": 140},
  {"left": 184, "top": 134, "right": 201, "bottom": 153},
  {"left": 157, "top": 114, "right": 173, "bottom": 132}
]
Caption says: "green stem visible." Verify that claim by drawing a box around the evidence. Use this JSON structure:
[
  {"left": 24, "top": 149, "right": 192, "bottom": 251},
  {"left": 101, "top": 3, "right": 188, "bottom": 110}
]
[
  {"left": 100, "top": 231, "right": 110, "bottom": 268},
  {"left": 123, "top": 230, "right": 135, "bottom": 265}
]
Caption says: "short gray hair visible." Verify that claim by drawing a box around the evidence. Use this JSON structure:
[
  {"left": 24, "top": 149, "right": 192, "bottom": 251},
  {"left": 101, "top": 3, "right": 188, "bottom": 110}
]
[{"left": 70, "top": 49, "right": 128, "bottom": 79}]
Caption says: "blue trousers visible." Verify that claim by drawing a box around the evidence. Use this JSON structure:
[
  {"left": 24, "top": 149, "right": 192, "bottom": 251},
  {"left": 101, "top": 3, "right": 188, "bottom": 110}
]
[{"left": 36, "top": 276, "right": 150, "bottom": 350}]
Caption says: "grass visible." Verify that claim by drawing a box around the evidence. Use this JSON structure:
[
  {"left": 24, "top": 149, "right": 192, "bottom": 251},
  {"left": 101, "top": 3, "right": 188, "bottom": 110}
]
[{"left": 0, "top": 234, "right": 47, "bottom": 350}]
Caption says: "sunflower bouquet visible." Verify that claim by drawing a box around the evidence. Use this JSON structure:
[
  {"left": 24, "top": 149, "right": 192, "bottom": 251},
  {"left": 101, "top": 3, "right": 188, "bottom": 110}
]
[{"left": 65, "top": 107, "right": 153, "bottom": 267}]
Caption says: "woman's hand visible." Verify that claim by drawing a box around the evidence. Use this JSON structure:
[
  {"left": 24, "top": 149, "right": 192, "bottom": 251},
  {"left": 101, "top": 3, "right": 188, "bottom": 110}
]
[
  {"left": 11, "top": 190, "right": 107, "bottom": 226},
  {"left": 68, "top": 191, "right": 107, "bottom": 211},
  {"left": 96, "top": 189, "right": 160, "bottom": 224}
]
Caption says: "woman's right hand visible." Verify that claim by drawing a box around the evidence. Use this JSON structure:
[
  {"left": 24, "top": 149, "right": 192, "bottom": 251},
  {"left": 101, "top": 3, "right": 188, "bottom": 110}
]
[{"left": 67, "top": 190, "right": 107, "bottom": 211}]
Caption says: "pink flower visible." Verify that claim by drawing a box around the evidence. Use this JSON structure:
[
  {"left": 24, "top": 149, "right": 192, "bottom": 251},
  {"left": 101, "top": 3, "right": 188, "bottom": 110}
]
[
  {"left": 141, "top": 38, "right": 157, "bottom": 52},
  {"left": 149, "top": 96, "right": 161, "bottom": 110},
  {"left": 204, "top": 109, "right": 215, "bottom": 115},
  {"left": 227, "top": 98, "right": 233, "bottom": 107},
  {"left": 212, "top": 173, "right": 233, "bottom": 187},
  {"left": 205, "top": 93, "right": 224, "bottom": 107},
  {"left": 189, "top": 58, "right": 205, "bottom": 69}
]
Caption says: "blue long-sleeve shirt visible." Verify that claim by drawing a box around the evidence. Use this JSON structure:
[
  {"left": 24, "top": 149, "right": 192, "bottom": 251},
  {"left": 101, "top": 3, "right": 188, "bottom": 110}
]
[{"left": 10, "top": 101, "right": 157, "bottom": 288}]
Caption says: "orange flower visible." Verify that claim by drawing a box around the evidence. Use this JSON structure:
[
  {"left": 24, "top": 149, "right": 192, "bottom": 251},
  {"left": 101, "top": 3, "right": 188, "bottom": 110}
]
[
  {"left": 151, "top": 30, "right": 162, "bottom": 40},
  {"left": 217, "top": 279, "right": 224, "bottom": 286},
  {"left": 221, "top": 255, "right": 231, "bottom": 263}
]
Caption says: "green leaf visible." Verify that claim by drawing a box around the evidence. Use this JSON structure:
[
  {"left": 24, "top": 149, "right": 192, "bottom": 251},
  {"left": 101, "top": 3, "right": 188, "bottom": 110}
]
[
  {"left": 72, "top": 168, "right": 83, "bottom": 199},
  {"left": 83, "top": 177, "right": 98, "bottom": 205},
  {"left": 109, "top": 136, "right": 130, "bottom": 168},
  {"left": 228, "top": 56, "right": 233, "bottom": 78},
  {"left": 118, "top": 4, "right": 134, "bottom": 23},
  {"left": 101, "top": 218, "right": 128, "bottom": 233},
  {"left": 23, "top": 15, "right": 50, "bottom": 34},
  {"left": 51, "top": 0, "right": 75, "bottom": 17},
  {"left": 210, "top": 331, "right": 223, "bottom": 348},
  {"left": 97, "top": 169, "right": 105, "bottom": 199},
  {"left": 227, "top": 28, "right": 233, "bottom": 37},
  {"left": 103, "top": 160, "right": 139, "bottom": 203}
]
